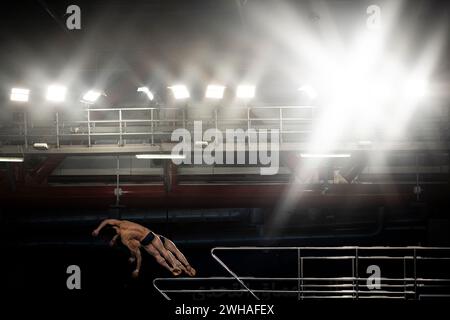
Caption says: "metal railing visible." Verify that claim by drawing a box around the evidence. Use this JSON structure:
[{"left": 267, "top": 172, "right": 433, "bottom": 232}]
[
  {"left": 153, "top": 246, "right": 450, "bottom": 300},
  {"left": 0, "top": 106, "right": 316, "bottom": 148},
  {"left": 0, "top": 104, "right": 446, "bottom": 148}
]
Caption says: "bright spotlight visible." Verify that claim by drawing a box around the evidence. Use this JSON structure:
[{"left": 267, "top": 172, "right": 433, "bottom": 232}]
[
  {"left": 298, "top": 85, "right": 318, "bottom": 100},
  {"left": 405, "top": 78, "right": 427, "bottom": 99},
  {"left": 10, "top": 88, "right": 30, "bottom": 102},
  {"left": 137, "top": 86, "right": 154, "bottom": 101},
  {"left": 236, "top": 85, "right": 255, "bottom": 99},
  {"left": 46, "top": 85, "right": 67, "bottom": 102},
  {"left": 205, "top": 85, "right": 225, "bottom": 99},
  {"left": 169, "top": 85, "right": 190, "bottom": 100},
  {"left": 0, "top": 156, "right": 24, "bottom": 162},
  {"left": 81, "top": 90, "right": 102, "bottom": 104}
]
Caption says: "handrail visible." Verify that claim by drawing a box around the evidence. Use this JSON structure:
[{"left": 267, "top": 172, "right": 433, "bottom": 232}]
[
  {"left": 2, "top": 104, "right": 445, "bottom": 149},
  {"left": 152, "top": 246, "right": 450, "bottom": 301}
]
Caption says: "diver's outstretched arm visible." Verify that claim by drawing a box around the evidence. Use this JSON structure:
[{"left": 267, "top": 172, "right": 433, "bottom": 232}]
[{"left": 92, "top": 219, "right": 122, "bottom": 236}]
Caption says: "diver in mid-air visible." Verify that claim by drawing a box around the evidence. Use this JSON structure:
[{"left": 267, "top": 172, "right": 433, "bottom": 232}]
[{"left": 92, "top": 219, "right": 196, "bottom": 278}]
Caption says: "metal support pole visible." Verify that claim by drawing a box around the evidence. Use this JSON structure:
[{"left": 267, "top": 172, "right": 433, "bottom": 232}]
[
  {"left": 163, "top": 160, "right": 178, "bottom": 193},
  {"left": 356, "top": 248, "right": 359, "bottom": 299},
  {"left": 300, "top": 256, "right": 304, "bottom": 300},
  {"left": 414, "top": 248, "right": 417, "bottom": 299},
  {"left": 214, "top": 109, "right": 218, "bottom": 133},
  {"left": 247, "top": 107, "right": 251, "bottom": 131},
  {"left": 55, "top": 112, "right": 60, "bottom": 148},
  {"left": 87, "top": 109, "right": 91, "bottom": 147},
  {"left": 119, "top": 109, "right": 123, "bottom": 146},
  {"left": 211, "top": 248, "right": 260, "bottom": 300},
  {"left": 403, "top": 257, "right": 407, "bottom": 299},
  {"left": 352, "top": 256, "right": 355, "bottom": 299},
  {"left": 23, "top": 111, "right": 28, "bottom": 149},
  {"left": 151, "top": 109, "right": 154, "bottom": 145},
  {"left": 297, "top": 248, "right": 300, "bottom": 300},
  {"left": 123, "top": 117, "right": 127, "bottom": 145}
]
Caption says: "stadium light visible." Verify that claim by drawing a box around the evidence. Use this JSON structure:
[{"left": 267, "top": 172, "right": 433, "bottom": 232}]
[
  {"left": 0, "top": 157, "right": 24, "bottom": 162},
  {"left": 236, "top": 85, "right": 255, "bottom": 99},
  {"left": 136, "top": 154, "right": 186, "bottom": 160},
  {"left": 46, "top": 85, "right": 67, "bottom": 102},
  {"left": 169, "top": 85, "right": 190, "bottom": 100},
  {"left": 405, "top": 78, "right": 427, "bottom": 99},
  {"left": 81, "top": 90, "right": 102, "bottom": 104},
  {"left": 205, "top": 85, "right": 225, "bottom": 99},
  {"left": 10, "top": 88, "right": 30, "bottom": 102},
  {"left": 137, "top": 87, "right": 154, "bottom": 101}
]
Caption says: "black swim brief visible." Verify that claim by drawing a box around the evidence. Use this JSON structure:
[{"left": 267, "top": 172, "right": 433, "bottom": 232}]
[{"left": 141, "top": 231, "right": 155, "bottom": 246}]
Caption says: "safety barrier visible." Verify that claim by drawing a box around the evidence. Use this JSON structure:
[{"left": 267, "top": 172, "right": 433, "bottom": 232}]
[{"left": 153, "top": 246, "right": 450, "bottom": 300}]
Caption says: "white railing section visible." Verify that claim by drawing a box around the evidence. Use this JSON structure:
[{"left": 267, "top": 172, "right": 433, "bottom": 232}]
[
  {"left": 153, "top": 246, "right": 450, "bottom": 300},
  {"left": 2, "top": 105, "right": 444, "bottom": 148}
]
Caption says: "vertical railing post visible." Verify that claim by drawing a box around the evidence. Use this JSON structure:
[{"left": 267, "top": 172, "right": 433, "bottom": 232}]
[
  {"left": 214, "top": 109, "right": 218, "bottom": 133},
  {"left": 413, "top": 248, "right": 417, "bottom": 300},
  {"left": 151, "top": 109, "right": 154, "bottom": 145},
  {"left": 23, "top": 111, "right": 28, "bottom": 149},
  {"left": 300, "top": 255, "right": 304, "bottom": 300},
  {"left": 356, "top": 248, "right": 359, "bottom": 299},
  {"left": 55, "top": 112, "right": 60, "bottom": 148},
  {"left": 87, "top": 109, "right": 91, "bottom": 147},
  {"left": 119, "top": 109, "right": 123, "bottom": 146},
  {"left": 297, "top": 248, "right": 300, "bottom": 301},
  {"left": 247, "top": 107, "right": 251, "bottom": 131},
  {"left": 352, "top": 255, "right": 355, "bottom": 299},
  {"left": 403, "top": 257, "right": 407, "bottom": 299}
]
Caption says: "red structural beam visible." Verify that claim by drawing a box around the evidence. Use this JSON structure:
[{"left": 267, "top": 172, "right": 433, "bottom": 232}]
[
  {"left": 1, "top": 183, "right": 448, "bottom": 209},
  {"left": 28, "top": 155, "right": 66, "bottom": 185}
]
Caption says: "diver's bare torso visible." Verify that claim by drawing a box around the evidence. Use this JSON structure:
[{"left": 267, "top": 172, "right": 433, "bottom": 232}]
[{"left": 115, "top": 220, "right": 152, "bottom": 242}]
